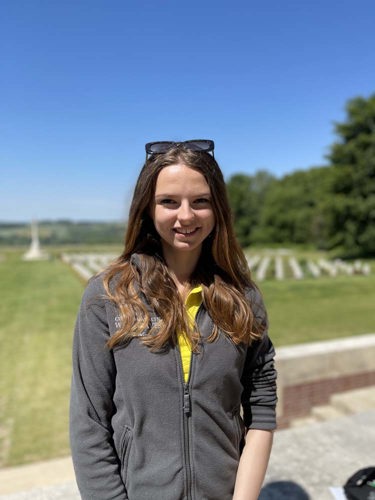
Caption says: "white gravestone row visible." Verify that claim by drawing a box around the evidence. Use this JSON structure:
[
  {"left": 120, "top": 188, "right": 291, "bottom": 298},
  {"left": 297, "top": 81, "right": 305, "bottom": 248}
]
[
  {"left": 61, "top": 253, "right": 118, "bottom": 281},
  {"left": 317, "top": 258, "right": 371, "bottom": 277},
  {"left": 62, "top": 253, "right": 371, "bottom": 282},
  {"left": 247, "top": 255, "right": 371, "bottom": 281}
]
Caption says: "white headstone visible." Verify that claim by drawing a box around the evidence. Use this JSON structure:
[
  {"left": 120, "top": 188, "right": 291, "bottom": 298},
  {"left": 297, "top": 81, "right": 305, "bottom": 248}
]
[
  {"left": 256, "top": 256, "right": 270, "bottom": 281},
  {"left": 275, "top": 256, "right": 284, "bottom": 280},
  {"left": 288, "top": 256, "right": 304, "bottom": 279}
]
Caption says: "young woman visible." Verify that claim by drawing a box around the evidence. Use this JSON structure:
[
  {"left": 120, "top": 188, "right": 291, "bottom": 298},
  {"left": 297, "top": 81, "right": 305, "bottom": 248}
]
[{"left": 70, "top": 140, "right": 277, "bottom": 500}]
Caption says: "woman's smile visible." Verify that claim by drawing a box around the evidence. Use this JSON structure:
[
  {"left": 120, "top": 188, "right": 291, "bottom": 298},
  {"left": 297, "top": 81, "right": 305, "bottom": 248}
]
[{"left": 173, "top": 227, "right": 200, "bottom": 236}]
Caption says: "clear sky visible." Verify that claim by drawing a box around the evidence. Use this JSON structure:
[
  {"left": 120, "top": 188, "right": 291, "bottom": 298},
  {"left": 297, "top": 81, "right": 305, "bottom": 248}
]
[{"left": 1, "top": 0, "right": 375, "bottom": 222}]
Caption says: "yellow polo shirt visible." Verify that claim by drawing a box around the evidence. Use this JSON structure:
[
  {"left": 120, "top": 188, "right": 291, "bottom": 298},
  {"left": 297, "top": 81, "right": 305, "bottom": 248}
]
[{"left": 177, "top": 285, "right": 202, "bottom": 383}]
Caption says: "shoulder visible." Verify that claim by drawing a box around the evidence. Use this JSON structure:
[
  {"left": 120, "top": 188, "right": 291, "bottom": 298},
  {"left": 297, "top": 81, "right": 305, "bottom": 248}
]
[
  {"left": 244, "top": 283, "right": 263, "bottom": 302},
  {"left": 244, "top": 284, "right": 267, "bottom": 321},
  {"left": 81, "top": 272, "right": 108, "bottom": 305},
  {"left": 81, "top": 265, "right": 128, "bottom": 304}
]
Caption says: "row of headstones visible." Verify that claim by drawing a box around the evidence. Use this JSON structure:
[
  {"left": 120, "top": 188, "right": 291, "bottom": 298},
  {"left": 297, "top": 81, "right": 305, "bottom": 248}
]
[
  {"left": 247, "top": 255, "right": 372, "bottom": 281},
  {"left": 61, "top": 253, "right": 118, "bottom": 281},
  {"left": 62, "top": 253, "right": 371, "bottom": 282}
]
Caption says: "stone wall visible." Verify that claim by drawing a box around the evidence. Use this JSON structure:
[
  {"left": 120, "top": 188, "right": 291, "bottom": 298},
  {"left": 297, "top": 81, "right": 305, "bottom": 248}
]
[{"left": 275, "top": 333, "right": 375, "bottom": 428}]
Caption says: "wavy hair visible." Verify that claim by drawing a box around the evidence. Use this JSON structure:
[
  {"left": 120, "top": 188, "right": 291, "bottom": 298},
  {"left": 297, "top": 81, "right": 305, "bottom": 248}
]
[{"left": 103, "top": 145, "right": 263, "bottom": 350}]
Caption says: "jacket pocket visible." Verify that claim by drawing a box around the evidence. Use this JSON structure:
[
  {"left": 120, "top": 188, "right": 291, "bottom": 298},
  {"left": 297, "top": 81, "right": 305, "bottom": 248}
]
[{"left": 119, "top": 425, "right": 133, "bottom": 486}]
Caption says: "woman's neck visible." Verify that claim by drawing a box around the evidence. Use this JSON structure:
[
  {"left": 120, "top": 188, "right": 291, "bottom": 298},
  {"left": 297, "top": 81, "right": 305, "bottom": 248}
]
[{"left": 162, "top": 248, "right": 201, "bottom": 297}]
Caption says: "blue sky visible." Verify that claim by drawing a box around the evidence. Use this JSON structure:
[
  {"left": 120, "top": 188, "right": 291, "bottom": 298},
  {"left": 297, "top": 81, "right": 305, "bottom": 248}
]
[{"left": 1, "top": 0, "right": 375, "bottom": 222}]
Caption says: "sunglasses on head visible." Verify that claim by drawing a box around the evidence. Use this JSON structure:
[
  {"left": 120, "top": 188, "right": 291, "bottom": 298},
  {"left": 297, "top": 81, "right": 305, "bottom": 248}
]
[{"left": 145, "top": 139, "right": 215, "bottom": 159}]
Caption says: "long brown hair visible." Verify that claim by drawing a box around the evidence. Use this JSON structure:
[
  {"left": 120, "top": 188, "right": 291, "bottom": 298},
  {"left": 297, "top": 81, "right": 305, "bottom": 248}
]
[{"left": 103, "top": 145, "right": 263, "bottom": 350}]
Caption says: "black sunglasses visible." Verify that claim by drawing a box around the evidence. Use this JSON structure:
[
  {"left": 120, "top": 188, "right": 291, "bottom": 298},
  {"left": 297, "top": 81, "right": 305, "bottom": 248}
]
[{"left": 145, "top": 139, "right": 215, "bottom": 159}]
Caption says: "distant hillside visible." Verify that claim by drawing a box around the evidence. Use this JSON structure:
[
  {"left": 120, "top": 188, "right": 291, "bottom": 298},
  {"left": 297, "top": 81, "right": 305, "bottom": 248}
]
[{"left": 0, "top": 220, "right": 126, "bottom": 246}]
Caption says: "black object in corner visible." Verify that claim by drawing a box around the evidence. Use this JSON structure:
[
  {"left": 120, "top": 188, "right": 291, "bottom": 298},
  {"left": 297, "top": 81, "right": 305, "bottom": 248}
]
[{"left": 344, "top": 466, "right": 375, "bottom": 500}]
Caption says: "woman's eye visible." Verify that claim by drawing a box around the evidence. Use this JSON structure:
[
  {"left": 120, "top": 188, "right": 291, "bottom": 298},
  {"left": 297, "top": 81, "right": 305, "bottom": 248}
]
[
  {"left": 195, "top": 198, "right": 211, "bottom": 205},
  {"left": 160, "top": 199, "right": 176, "bottom": 205}
]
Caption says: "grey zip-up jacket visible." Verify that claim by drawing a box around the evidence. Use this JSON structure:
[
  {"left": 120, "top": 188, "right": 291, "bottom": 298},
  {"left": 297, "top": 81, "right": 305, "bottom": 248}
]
[{"left": 70, "top": 271, "right": 277, "bottom": 500}]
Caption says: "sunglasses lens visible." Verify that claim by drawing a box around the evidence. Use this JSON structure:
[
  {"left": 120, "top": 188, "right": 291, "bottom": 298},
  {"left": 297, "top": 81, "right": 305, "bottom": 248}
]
[
  {"left": 146, "top": 142, "right": 175, "bottom": 154},
  {"left": 183, "top": 140, "right": 214, "bottom": 152}
]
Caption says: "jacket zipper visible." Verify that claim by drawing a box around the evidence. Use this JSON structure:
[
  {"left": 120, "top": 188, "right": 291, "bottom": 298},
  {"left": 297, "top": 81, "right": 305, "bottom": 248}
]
[
  {"left": 179, "top": 303, "right": 204, "bottom": 500},
  {"left": 178, "top": 340, "right": 196, "bottom": 500},
  {"left": 183, "top": 382, "right": 192, "bottom": 500}
]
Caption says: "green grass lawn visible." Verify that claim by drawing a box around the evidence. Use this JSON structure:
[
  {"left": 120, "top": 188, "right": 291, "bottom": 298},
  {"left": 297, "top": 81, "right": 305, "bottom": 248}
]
[
  {"left": 0, "top": 247, "right": 374, "bottom": 467},
  {"left": 0, "top": 251, "right": 83, "bottom": 466},
  {"left": 261, "top": 274, "right": 375, "bottom": 346}
]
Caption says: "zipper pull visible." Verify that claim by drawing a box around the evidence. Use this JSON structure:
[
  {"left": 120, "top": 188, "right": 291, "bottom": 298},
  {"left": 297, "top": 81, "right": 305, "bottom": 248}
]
[{"left": 183, "top": 385, "right": 191, "bottom": 415}]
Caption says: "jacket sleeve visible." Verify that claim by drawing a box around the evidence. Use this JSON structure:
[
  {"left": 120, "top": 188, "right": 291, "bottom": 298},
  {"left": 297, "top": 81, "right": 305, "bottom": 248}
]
[
  {"left": 70, "top": 276, "right": 128, "bottom": 500},
  {"left": 241, "top": 286, "right": 278, "bottom": 430}
]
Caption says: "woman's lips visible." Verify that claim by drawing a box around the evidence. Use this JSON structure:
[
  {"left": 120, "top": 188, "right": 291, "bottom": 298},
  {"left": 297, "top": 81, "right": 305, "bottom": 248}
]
[{"left": 173, "top": 227, "right": 199, "bottom": 236}]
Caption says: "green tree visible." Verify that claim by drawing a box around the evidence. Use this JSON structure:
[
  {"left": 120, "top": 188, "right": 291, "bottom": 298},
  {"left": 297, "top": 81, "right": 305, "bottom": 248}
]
[
  {"left": 226, "top": 171, "right": 275, "bottom": 247},
  {"left": 255, "top": 167, "right": 332, "bottom": 246},
  {"left": 325, "top": 94, "right": 375, "bottom": 256}
]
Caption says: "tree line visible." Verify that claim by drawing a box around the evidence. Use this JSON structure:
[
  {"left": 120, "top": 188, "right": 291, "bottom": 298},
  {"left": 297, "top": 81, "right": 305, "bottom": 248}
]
[
  {"left": 227, "top": 93, "right": 375, "bottom": 258},
  {"left": 0, "top": 220, "right": 125, "bottom": 246}
]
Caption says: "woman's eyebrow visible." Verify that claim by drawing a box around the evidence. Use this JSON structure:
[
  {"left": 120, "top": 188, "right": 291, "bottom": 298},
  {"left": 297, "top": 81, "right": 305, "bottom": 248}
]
[{"left": 154, "top": 192, "right": 211, "bottom": 198}]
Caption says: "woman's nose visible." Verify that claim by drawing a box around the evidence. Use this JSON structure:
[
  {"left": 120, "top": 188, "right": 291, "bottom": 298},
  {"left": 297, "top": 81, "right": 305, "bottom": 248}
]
[{"left": 177, "top": 202, "right": 195, "bottom": 223}]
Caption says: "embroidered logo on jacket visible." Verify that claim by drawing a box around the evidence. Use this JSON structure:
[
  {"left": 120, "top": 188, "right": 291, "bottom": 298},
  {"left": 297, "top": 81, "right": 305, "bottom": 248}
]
[
  {"left": 114, "top": 315, "right": 160, "bottom": 337},
  {"left": 115, "top": 315, "right": 122, "bottom": 329},
  {"left": 139, "top": 316, "right": 160, "bottom": 337}
]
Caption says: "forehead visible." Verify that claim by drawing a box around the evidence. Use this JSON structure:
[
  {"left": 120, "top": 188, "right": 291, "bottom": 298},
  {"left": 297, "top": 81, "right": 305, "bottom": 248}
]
[{"left": 154, "top": 164, "right": 210, "bottom": 194}]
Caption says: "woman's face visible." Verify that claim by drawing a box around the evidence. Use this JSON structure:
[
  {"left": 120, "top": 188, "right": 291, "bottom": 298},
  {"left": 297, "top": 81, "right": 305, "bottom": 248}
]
[{"left": 151, "top": 164, "right": 215, "bottom": 260}]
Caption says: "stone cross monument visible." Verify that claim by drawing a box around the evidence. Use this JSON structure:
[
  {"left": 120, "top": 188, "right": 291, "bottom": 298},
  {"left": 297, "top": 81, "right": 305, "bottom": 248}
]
[{"left": 23, "top": 219, "right": 49, "bottom": 260}]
